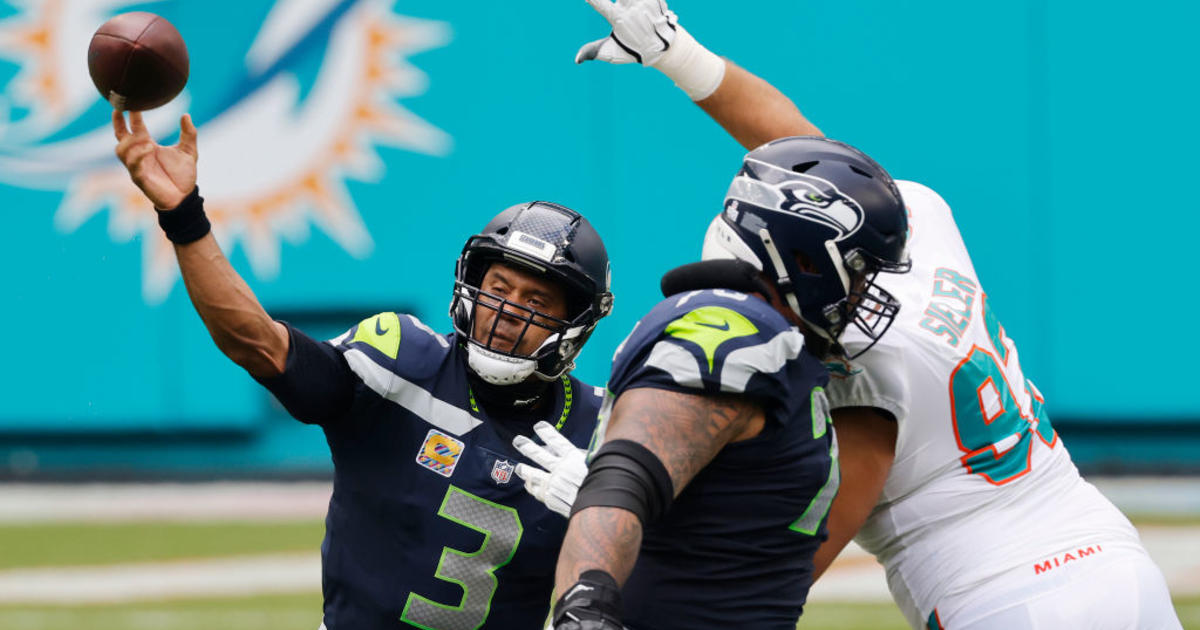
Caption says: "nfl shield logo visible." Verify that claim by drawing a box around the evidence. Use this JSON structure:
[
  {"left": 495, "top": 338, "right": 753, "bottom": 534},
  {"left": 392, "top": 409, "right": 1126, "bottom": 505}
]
[{"left": 491, "top": 459, "right": 515, "bottom": 485}]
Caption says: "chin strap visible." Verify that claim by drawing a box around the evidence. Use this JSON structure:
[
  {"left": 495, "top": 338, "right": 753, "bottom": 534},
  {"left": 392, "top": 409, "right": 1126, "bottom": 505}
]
[
  {"left": 466, "top": 344, "right": 537, "bottom": 385},
  {"left": 757, "top": 228, "right": 804, "bottom": 320}
]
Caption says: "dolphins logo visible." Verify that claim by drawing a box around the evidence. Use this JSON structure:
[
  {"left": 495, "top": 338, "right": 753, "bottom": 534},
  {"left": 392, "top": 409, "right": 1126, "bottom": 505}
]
[{"left": 0, "top": 0, "right": 451, "bottom": 303}]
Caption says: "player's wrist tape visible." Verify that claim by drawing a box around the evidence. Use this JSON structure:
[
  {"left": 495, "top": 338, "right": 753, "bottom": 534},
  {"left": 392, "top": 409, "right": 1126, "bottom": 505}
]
[
  {"left": 552, "top": 569, "right": 623, "bottom": 629},
  {"left": 652, "top": 25, "right": 725, "bottom": 101},
  {"left": 156, "top": 186, "right": 210, "bottom": 244},
  {"left": 570, "top": 439, "right": 673, "bottom": 526}
]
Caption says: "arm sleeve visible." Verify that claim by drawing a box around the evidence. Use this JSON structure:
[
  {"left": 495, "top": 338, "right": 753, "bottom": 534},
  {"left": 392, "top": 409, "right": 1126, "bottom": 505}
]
[{"left": 254, "top": 323, "right": 356, "bottom": 425}]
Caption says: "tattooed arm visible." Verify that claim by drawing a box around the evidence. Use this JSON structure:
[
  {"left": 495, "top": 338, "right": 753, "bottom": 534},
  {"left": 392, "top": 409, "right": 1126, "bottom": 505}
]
[{"left": 553, "top": 387, "right": 765, "bottom": 595}]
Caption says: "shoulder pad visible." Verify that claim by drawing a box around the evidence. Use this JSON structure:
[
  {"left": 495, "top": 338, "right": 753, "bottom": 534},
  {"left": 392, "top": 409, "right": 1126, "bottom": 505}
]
[
  {"left": 611, "top": 291, "right": 805, "bottom": 396},
  {"left": 336, "top": 312, "right": 402, "bottom": 359},
  {"left": 896, "top": 180, "right": 953, "bottom": 218},
  {"left": 331, "top": 313, "right": 452, "bottom": 380}
]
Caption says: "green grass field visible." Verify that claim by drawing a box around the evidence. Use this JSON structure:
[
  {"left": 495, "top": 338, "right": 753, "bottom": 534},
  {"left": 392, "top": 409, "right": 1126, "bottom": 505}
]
[
  {"left": 0, "top": 520, "right": 1195, "bottom": 630},
  {"left": 0, "top": 521, "right": 324, "bottom": 569}
]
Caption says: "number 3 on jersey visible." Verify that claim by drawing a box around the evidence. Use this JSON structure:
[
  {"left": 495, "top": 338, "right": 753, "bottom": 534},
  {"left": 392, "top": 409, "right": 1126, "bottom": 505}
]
[
  {"left": 949, "top": 296, "right": 1056, "bottom": 485},
  {"left": 401, "top": 486, "right": 522, "bottom": 630}
]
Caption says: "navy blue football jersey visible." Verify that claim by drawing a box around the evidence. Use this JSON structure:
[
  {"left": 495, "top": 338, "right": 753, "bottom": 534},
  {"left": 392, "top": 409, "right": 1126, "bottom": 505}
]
[
  {"left": 600, "top": 289, "right": 838, "bottom": 630},
  {"left": 266, "top": 312, "right": 602, "bottom": 630}
]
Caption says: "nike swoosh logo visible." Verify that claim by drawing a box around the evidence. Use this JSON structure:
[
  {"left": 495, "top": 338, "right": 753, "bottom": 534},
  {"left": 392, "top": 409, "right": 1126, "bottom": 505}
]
[
  {"left": 375, "top": 319, "right": 389, "bottom": 336},
  {"left": 697, "top": 320, "right": 731, "bottom": 331},
  {"left": 563, "top": 583, "right": 594, "bottom": 600}
]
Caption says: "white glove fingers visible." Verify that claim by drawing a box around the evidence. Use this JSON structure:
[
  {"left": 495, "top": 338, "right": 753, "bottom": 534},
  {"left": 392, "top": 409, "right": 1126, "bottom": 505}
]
[
  {"left": 583, "top": 0, "right": 618, "bottom": 21},
  {"left": 576, "top": 37, "right": 607, "bottom": 64},
  {"left": 515, "top": 463, "right": 548, "bottom": 489},
  {"left": 533, "top": 421, "right": 579, "bottom": 456},
  {"left": 514, "top": 435, "right": 561, "bottom": 470},
  {"left": 547, "top": 497, "right": 572, "bottom": 518}
]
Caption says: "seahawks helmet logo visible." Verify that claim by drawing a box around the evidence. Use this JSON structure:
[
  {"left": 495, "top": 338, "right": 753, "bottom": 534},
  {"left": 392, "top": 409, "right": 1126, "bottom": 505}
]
[
  {"left": 725, "top": 160, "right": 866, "bottom": 239},
  {"left": 778, "top": 175, "right": 865, "bottom": 237}
]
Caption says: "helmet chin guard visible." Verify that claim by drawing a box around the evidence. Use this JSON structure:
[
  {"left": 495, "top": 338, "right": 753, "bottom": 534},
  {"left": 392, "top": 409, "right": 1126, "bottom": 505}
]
[{"left": 466, "top": 344, "right": 538, "bottom": 385}]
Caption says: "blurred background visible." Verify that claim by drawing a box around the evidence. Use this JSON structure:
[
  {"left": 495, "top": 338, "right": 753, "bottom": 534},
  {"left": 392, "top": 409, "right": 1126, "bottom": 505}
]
[{"left": 0, "top": 0, "right": 1196, "bottom": 628}]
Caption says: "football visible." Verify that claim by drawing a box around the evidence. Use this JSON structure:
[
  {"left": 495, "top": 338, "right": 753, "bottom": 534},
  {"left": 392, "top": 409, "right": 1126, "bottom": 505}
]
[{"left": 87, "top": 12, "right": 189, "bottom": 111}]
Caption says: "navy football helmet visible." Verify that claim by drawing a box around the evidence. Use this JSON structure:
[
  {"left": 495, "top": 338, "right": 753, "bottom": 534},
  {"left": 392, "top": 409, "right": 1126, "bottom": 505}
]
[
  {"left": 451, "top": 201, "right": 613, "bottom": 384},
  {"left": 702, "top": 136, "right": 910, "bottom": 358}
]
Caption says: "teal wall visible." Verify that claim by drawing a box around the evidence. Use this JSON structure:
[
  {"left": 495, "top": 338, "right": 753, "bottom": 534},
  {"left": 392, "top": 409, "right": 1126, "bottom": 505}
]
[{"left": 0, "top": 1, "right": 1196, "bottom": 474}]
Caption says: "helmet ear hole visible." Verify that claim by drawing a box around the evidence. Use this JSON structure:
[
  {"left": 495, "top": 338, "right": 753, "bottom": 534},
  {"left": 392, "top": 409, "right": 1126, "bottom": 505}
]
[{"left": 794, "top": 250, "right": 816, "bottom": 274}]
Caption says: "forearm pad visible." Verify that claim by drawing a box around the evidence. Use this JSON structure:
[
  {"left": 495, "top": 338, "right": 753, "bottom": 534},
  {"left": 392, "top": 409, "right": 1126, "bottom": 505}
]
[{"left": 570, "top": 439, "right": 674, "bottom": 526}]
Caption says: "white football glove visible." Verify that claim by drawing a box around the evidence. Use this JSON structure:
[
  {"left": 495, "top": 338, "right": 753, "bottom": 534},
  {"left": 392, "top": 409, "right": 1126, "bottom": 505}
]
[
  {"left": 576, "top": 0, "right": 678, "bottom": 66},
  {"left": 576, "top": 0, "right": 725, "bottom": 100},
  {"left": 513, "top": 421, "right": 588, "bottom": 518}
]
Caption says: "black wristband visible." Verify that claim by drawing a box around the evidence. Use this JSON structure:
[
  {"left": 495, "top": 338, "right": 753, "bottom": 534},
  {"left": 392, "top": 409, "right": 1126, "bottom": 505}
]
[{"left": 156, "top": 186, "right": 210, "bottom": 244}]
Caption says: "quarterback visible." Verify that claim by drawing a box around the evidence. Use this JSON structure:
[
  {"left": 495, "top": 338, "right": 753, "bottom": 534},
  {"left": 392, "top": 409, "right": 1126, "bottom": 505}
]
[
  {"left": 111, "top": 110, "right": 613, "bottom": 629},
  {"left": 528, "top": 0, "right": 1183, "bottom": 628}
]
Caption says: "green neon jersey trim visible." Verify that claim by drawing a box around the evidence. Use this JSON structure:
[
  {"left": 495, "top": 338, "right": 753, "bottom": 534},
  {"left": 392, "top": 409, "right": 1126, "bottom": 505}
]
[
  {"left": 555, "top": 374, "right": 573, "bottom": 430},
  {"left": 467, "top": 387, "right": 480, "bottom": 413},
  {"left": 352, "top": 312, "right": 402, "bottom": 359},
  {"left": 665, "top": 306, "right": 758, "bottom": 372}
]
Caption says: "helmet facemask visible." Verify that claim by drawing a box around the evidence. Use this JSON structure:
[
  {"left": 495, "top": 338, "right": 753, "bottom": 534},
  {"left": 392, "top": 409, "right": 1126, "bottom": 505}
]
[
  {"left": 451, "top": 201, "right": 613, "bottom": 388},
  {"left": 819, "top": 248, "right": 909, "bottom": 359},
  {"left": 451, "top": 272, "right": 595, "bottom": 385}
]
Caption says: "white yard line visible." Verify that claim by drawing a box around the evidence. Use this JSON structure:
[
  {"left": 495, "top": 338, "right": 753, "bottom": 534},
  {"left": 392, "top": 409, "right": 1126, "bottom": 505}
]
[
  {"left": 0, "top": 482, "right": 332, "bottom": 523},
  {"left": 0, "top": 480, "right": 1197, "bottom": 605},
  {"left": 1093, "top": 477, "right": 1200, "bottom": 516},
  {"left": 0, "top": 530, "right": 1194, "bottom": 606}
]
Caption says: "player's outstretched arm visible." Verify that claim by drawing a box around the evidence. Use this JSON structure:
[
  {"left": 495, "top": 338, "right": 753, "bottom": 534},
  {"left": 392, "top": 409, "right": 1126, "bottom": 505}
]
[
  {"left": 552, "top": 388, "right": 762, "bottom": 627},
  {"left": 695, "top": 62, "right": 823, "bottom": 150},
  {"left": 812, "top": 407, "right": 896, "bottom": 579},
  {"left": 576, "top": 0, "right": 821, "bottom": 150},
  {"left": 113, "top": 111, "right": 288, "bottom": 378}
]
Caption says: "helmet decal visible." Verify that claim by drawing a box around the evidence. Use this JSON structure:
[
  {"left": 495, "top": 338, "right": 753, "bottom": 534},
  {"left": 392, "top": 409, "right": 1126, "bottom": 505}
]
[
  {"left": 727, "top": 159, "right": 866, "bottom": 239},
  {"left": 713, "top": 136, "right": 911, "bottom": 359},
  {"left": 778, "top": 178, "right": 864, "bottom": 237},
  {"left": 506, "top": 231, "right": 558, "bottom": 262}
]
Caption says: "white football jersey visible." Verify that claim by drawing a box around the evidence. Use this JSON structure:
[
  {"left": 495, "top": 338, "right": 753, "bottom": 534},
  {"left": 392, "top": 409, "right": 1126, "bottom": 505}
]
[{"left": 825, "top": 181, "right": 1144, "bottom": 629}]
